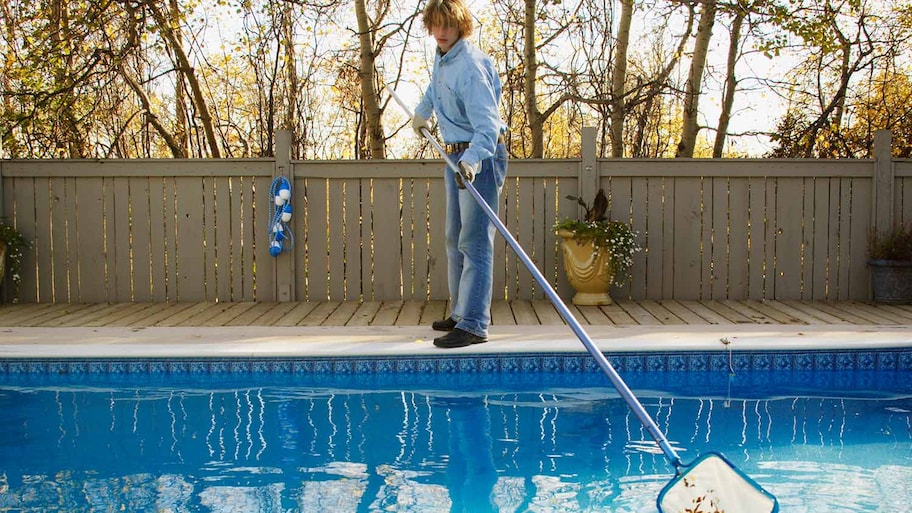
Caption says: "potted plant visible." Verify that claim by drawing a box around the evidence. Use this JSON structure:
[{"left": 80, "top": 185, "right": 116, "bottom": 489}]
[
  {"left": 0, "top": 220, "right": 29, "bottom": 303},
  {"left": 868, "top": 223, "right": 912, "bottom": 304},
  {"left": 553, "top": 189, "right": 639, "bottom": 305}
]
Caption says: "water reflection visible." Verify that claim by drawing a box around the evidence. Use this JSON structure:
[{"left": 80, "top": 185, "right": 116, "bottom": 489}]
[
  {"left": 438, "top": 396, "right": 497, "bottom": 512},
  {"left": 0, "top": 377, "right": 909, "bottom": 512}
]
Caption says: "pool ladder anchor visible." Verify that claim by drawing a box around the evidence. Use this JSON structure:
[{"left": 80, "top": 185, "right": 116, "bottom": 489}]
[{"left": 720, "top": 337, "right": 735, "bottom": 408}]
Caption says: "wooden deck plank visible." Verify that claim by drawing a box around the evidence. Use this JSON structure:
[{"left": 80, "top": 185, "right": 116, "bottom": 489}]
[
  {"left": 299, "top": 301, "right": 342, "bottom": 326},
  {"left": 491, "top": 301, "right": 516, "bottom": 325},
  {"left": 615, "top": 300, "right": 662, "bottom": 325},
  {"left": 574, "top": 305, "right": 614, "bottom": 325},
  {"left": 30, "top": 303, "right": 107, "bottom": 326},
  {"left": 530, "top": 300, "right": 565, "bottom": 325},
  {"left": 829, "top": 301, "right": 904, "bottom": 325},
  {"left": 778, "top": 300, "right": 852, "bottom": 324},
  {"left": 396, "top": 301, "right": 424, "bottom": 325},
  {"left": 372, "top": 301, "right": 403, "bottom": 326},
  {"left": 419, "top": 300, "right": 448, "bottom": 325},
  {"left": 246, "top": 302, "right": 302, "bottom": 326},
  {"left": 760, "top": 300, "right": 830, "bottom": 324},
  {"left": 0, "top": 303, "right": 59, "bottom": 324},
  {"left": 225, "top": 302, "right": 284, "bottom": 326},
  {"left": 796, "top": 301, "right": 877, "bottom": 325},
  {"left": 0, "top": 303, "right": 41, "bottom": 317},
  {"left": 598, "top": 302, "right": 637, "bottom": 324},
  {"left": 871, "top": 303, "right": 912, "bottom": 323},
  {"left": 21, "top": 304, "right": 96, "bottom": 326},
  {"left": 10, "top": 303, "right": 89, "bottom": 326},
  {"left": 174, "top": 303, "right": 240, "bottom": 327},
  {"left": 719, "top": 300, "right": 779, "bottom": 324},
  {"left": 0, "top": 303, "right": 54, "bottom": 326},
  {"left": 272, "top": 301, "right": 320, "bottom": 326},
  {"left": 510, "top": 300, "right": 539, "bottom": 325},
  {"left": 738, "top": 300, "right": 805, "bottom": 324},
  {"left": 675, "top": 301, "right": 733, "bottom": 324},
  {"left": 656, "top": 300, "right": 709, "bottom": 324},
  {"left": 348, "top": 301, "right": 382, "bottom": 326},
  {"left": 44, "top": 303, "right": 121, "bottom": 327},
  {"left": 701, "top": 300, "right": 756, "bottom": 324},
  {"left": 638, "top": 300, "right": 686, "bottom": 325},
  {"left": 105, "top": 303, "right": 184, "bottom": 327},
  {"left": 566, "top": 304, "right": 588, "bottom": 324},
  {"left": 89, "top": 303, "right": 167, "bottom": 327},
  {"left": 319, "top": 301, "right": 357, "bottom": 326},
  {"left": 889, "top": 304, "right": 912, "bottom": 319},
  {"left": 135, "top": 302, "right": 199, "bottom": 327},
  {"left": 154, "top": 302, "right": 222, "bottom": 327},
  {"left": 201, "top": 302, "right": 259, "bottom": 327}
]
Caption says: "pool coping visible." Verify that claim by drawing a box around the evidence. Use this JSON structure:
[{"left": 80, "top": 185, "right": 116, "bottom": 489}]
[{"left": 1, "top": 324, "right": 910, "bottom": 359}]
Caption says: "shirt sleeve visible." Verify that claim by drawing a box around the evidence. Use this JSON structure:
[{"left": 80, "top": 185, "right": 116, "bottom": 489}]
[
  {"left": 415, "top": 82, "right": 435, "bottom": 122},
  {"left": 459, "top": 64, "right": 502, "bottom": 167}
]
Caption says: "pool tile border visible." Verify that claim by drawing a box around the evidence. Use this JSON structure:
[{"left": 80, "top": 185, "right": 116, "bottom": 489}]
[{"left": 1, "top": 348, "right": 910, "bottom": 375}]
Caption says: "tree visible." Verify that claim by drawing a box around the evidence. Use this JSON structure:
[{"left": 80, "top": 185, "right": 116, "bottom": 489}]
[
  {"left": 522, "top": 0, "right": 583, "bottom": 158},
  {"left": 576, "top": 0, "right": 694, "bottom": 158},
  {"left": 143, "top": 0, "right": 221, "bottom": 158},
  {"left": 170, "top": 0, "right": 189, "bottom": 156},
  {"left": 712, "top": 0, "right": 747, "bottom": 157},
  {"left": 1, "top": 0, "right": 118, "bottom": 157},
  {"left": 354, "top": 0, "right": 386, "bottom": 159},
  {"left": 768, "top": 0, "right": 903, "bottom": 157},
  {"left": 492, "top": 0, "right": 584, "bottom": 158},
  {"left": 676, "top": 0, "right": 718, "bottom": 158},
  {"left": 2, "top": 0, "right": 910, "bottom": 160},
  {"left": 843, "top": 71, "right": 912, "bottom": 157},
  {"left": 609, "top": 0, "right": 633, "bottom": 158}
]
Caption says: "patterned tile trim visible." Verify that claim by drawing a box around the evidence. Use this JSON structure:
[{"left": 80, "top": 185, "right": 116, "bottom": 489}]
[{"left": 1, "top": 349, "right": 910, "bottom": 375}]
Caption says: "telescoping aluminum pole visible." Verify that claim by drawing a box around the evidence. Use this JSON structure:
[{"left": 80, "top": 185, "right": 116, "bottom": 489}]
[{"left": 387, "top": 85, "right": 779, "bottom": 513}]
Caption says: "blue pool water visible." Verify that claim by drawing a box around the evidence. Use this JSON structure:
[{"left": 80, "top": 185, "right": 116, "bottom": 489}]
[{"left": 1, "top": 351, "right": 911, "bottom": 512}]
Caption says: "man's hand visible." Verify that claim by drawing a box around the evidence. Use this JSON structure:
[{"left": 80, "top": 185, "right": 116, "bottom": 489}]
[
  {"left": 456, "top": 160, "right": 478, "bottom": 189},
  {"left": 412, "top": 115, "right": 430, "bottom": 138}
]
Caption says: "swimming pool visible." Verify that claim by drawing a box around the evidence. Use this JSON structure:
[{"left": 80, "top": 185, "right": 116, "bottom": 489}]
[{"left": 1, "top": 349, "right": 910, "bottom": 512}]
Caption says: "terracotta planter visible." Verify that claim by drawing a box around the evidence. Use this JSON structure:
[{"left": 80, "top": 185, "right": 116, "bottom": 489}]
[
  {"left": 868, "top": 259, "right": 912, "bottom": 304},
  {"left": 557, "top": 229, "right": 615, "bottom": 305}
]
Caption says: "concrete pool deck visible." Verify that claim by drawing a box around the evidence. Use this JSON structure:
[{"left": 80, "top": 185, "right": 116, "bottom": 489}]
[{"left": 1, "top": 323, "right": 911, "bottom": 359}]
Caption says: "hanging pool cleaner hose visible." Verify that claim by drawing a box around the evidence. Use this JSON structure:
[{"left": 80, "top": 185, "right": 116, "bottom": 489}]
[{"left": 268, "top": 176, "right": 293, "bottom": 257}]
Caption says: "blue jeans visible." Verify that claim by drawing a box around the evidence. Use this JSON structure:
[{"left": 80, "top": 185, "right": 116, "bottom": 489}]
[{"left": 445, "top": 144, "right": 508, "bottom": 338}]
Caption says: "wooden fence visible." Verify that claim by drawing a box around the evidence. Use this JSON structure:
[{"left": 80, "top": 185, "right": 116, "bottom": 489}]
[{"left": 1, "top": 129, "right": 908, "bottom": 304}]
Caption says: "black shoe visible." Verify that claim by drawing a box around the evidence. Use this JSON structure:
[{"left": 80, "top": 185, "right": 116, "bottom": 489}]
[
  {"left": 432, "top": 317, "right": 457, "bottom": 332},
  {"left": 434, "top": 328, "right": 487, "bottom": 349}
]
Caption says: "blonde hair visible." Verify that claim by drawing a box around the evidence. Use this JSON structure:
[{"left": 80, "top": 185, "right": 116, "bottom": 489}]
[{"left": 422, "top": 0, "right": 474, "bottom": 38}]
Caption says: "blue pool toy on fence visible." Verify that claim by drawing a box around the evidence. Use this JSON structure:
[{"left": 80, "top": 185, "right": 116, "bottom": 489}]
[{"left": 268, "top": 176, "right": 293, "bottom": 257}]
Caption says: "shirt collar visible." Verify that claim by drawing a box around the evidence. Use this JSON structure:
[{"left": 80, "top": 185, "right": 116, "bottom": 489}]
[{"left": 438, "top": 38, "right": 467, "bottom": 62}]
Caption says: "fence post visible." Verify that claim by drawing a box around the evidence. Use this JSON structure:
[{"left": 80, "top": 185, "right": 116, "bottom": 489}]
[
  {"left": 0, "top": 161, "right": 4, "bottom": 304},
  {"left": 872, "top": 130, "right": 893, "bottom": 236},
  {"left": 0, "top": 160, "right": 5, "bottom": 218},
  {"left": 579, "top": 126, "right": 598, "bottom": 207},
  {"left": 274, "top": 130, "right": 295, "bottom": 301}
]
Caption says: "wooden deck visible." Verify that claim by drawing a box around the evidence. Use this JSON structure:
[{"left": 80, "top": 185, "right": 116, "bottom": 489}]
[{"left": 1, "top": 300, "right": 912, "bottom": 328}]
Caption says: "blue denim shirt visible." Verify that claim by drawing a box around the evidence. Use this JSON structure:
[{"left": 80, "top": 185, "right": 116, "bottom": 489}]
[{"left": 415, "top": 39, "right": 505, "bottom": 168}]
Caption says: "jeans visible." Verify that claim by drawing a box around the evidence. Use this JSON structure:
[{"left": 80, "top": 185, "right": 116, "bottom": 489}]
[
  {"left": 443, "top": 397, "right": 498, "bottom": 512},
  {"left": 445, "top": 143, "right": 508, "bottom": 338}
]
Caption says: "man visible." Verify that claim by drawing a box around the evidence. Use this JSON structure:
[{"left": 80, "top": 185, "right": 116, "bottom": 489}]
[{"left": 412, "top": 0, "right": 508, "bottom": 349}]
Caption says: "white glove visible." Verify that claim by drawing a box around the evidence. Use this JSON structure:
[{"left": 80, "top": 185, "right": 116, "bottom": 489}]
[
  {"left": 412, "top": 115, "right": 430, "bottom": 138},
  {"left": 456, "top": 160, "right": 478, "bottom": 189}
]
